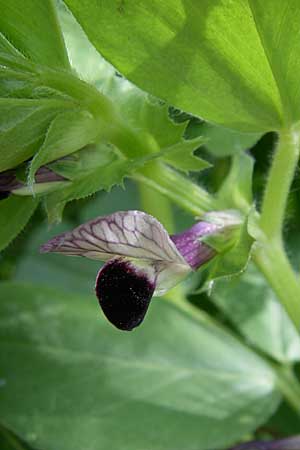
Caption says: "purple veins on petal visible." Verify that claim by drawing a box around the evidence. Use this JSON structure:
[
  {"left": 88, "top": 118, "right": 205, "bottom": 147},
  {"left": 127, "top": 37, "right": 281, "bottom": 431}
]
[
  {"left": 95, "top": 258, "right": 156, "bottom": 331},
  {"left": 40, "top": 210, "right": 223, "bottom": 330},
  {"left": 40, "top": 210, "right": 191, "bottom": 295}
]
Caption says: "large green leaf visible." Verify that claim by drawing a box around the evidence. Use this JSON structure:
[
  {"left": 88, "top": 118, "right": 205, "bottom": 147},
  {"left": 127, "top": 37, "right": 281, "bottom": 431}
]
[
  {"left": 212, "top": 263, "right": 300, "bottom": 363},
  {"left": 58, "top": 3, "right": 209, "bottom": 171},
  {"left": 65, "top": 0, "right": 300, "bottom": 132},
  {"left": 187, "top": 120, "right": 262, "bottom": 157},
  {"left": 0, "top": 0, "right": 69, "bottom": 69},
  {"left": 0, "top": 282, "right": 280, "bottom": 450},
  {"left": 0, "top": 196, "right": 39, "bottom": 252}
]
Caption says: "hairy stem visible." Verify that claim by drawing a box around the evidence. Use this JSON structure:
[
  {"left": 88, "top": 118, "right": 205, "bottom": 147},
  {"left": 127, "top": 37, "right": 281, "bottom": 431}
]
[
  {"left": 274, "top": 365, "right": 300, "bottom": 417},
  {"left": 254, "top": 129, "right": 300, "bottom": 331},
  {"left": 253, "top": 243, "right": 300, "bottom": 331},
  {"left": 260, "top": 130, "right": 300, "bottom": 240}
]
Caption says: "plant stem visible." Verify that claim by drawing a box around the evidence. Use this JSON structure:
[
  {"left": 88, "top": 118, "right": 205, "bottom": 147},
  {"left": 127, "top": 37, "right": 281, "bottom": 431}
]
[
  {"left": 274, "top": 365, "right": 300, "bottom": 416},
  {"left": 253, "top": 128, "right": 300, "bottom": 332},
  {"left": 253, "top": 243, "right": 300, "bottom": 331},
  {"left": 133, "top": 162, "right": 217, "bottom": 217},
  {"left": 260, "top": 130, "right": 300, "bottom": 240}
]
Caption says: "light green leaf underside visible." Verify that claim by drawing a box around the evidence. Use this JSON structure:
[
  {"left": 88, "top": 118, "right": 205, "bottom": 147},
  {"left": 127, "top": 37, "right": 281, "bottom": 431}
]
[
  {"left": 189, "top": 121, "right": 262, "bottom": 157},
  {"left": 0, "top": 0, "right": 70, "bottom": 69},
  {"left": 0, "top": 196, "right": 39, "bottom": 251},
  {"left": 212, "top": 263, "right": 300, "bottom": 363},
  {"left": 65, "top": 0, "right": 300, "bottom": 132},
  {"left": 0, "top": 282, "right": 280, "bottom": 450}
]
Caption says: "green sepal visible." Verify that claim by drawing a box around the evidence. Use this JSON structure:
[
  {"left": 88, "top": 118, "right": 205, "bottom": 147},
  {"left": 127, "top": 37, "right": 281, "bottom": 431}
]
[{"left": 202, "top": 212, "right": 254, "bottom": 281}]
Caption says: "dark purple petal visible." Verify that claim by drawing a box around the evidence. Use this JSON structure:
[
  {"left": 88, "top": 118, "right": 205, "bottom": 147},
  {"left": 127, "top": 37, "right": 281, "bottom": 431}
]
[
  {"left": 34, "top": 167, "right": 66, "bottom": 184},
  {"left": 171, "top": 221, "right": 218, "bottom": 270},
  {"left": 0, "top": 170, "right": 21, "bottom": 192},
  {"left": 231, "top": 436, "right": 300, "bottom": 450},
  {"left": 95, "top": 258, "right": 155, "bottom": 331}
]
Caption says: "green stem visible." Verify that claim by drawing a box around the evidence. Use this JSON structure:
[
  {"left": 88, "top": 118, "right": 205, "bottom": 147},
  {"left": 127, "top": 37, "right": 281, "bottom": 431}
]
[
  {"left": 274, "top": 365, "right": 300, "bottom": 416},
  {"left": 253, "top": 243, "right": 300, "bottom": 331},
  {"left": 253, "top": 128, "right": 300, "bottom": 332},
  {"left": 260, "top": 130, "right": 300, "bottom": 240},
  {"left": 133, "top": 162, "right": 217, "bottom": 217}
]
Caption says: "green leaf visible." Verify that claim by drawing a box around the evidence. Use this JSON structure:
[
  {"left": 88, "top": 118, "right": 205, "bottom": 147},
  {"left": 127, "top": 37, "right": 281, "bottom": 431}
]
[
  {"left": 0, "top": 33, "right": 23, "bottom": 59},
  {"left": 0, "top": 282, "right": 280, "bottom": 450},
  {"left": 28, "top": 110, "right": 99, "bottom": 185},
  {"left": 247, "top": 0, "right": 300, "bottom": 124},
  {"left": 0, "top": 0, "right": 70, "bottom": 69},
  {"left": 48, "top": 143, "right": 116, "bottom": 181},
  {"left": 162, "top": 137, "right": 210, "bottom": 173},
  {"left": 0, "top": 98, "right": 76, "bottom": 171},
  {"left": 0, "top": 424, "right": 33, "bottom": 450},
  {"left": 58, "top": 4, "right": 209, "bottom": 164},
  {"left": 44, "top": 152, "right": 147, "bottom": 222},
  {"left": 0, "top": 196, "right": 38, "bottom": 252},
  {"left": 64, "top": 0, "right": 297, "bottom": 131},
  {"left": 212, "top": 263, "right": 300, "bottom": 363},
  {"left": 187, "top": 120, "right": 262, "bottom": 157},
  {"left": 58, "top": 5, "right": 185, "bottom": 144}
]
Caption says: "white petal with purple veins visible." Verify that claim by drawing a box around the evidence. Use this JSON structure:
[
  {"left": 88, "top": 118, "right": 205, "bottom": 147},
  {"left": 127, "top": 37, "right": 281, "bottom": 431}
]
[{"left": 40, "top": 210, "right": 191, "bottom": 294}]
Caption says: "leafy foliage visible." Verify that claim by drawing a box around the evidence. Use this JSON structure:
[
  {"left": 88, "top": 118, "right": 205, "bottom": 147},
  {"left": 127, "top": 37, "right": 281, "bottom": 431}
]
[
  {"left": 1, "top": 1, "right": 300, "bottom": 450},
  {"left": 0, "top": 282, "right": 280, "bottom": 450},
  {"left": 64, "top": 0, "right": 300, "bottom": 132},
  {"left": 0, "top": 0, "right": 70, "bottom": 69},
  {"left": 212, "top": 263, "right": 300, "bottom": 363}
]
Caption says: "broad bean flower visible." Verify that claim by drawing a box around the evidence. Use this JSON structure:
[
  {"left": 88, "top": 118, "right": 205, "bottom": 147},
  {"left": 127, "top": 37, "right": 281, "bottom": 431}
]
[{"left": 41, "top": 210, "right": 220, "bottom": 331}]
